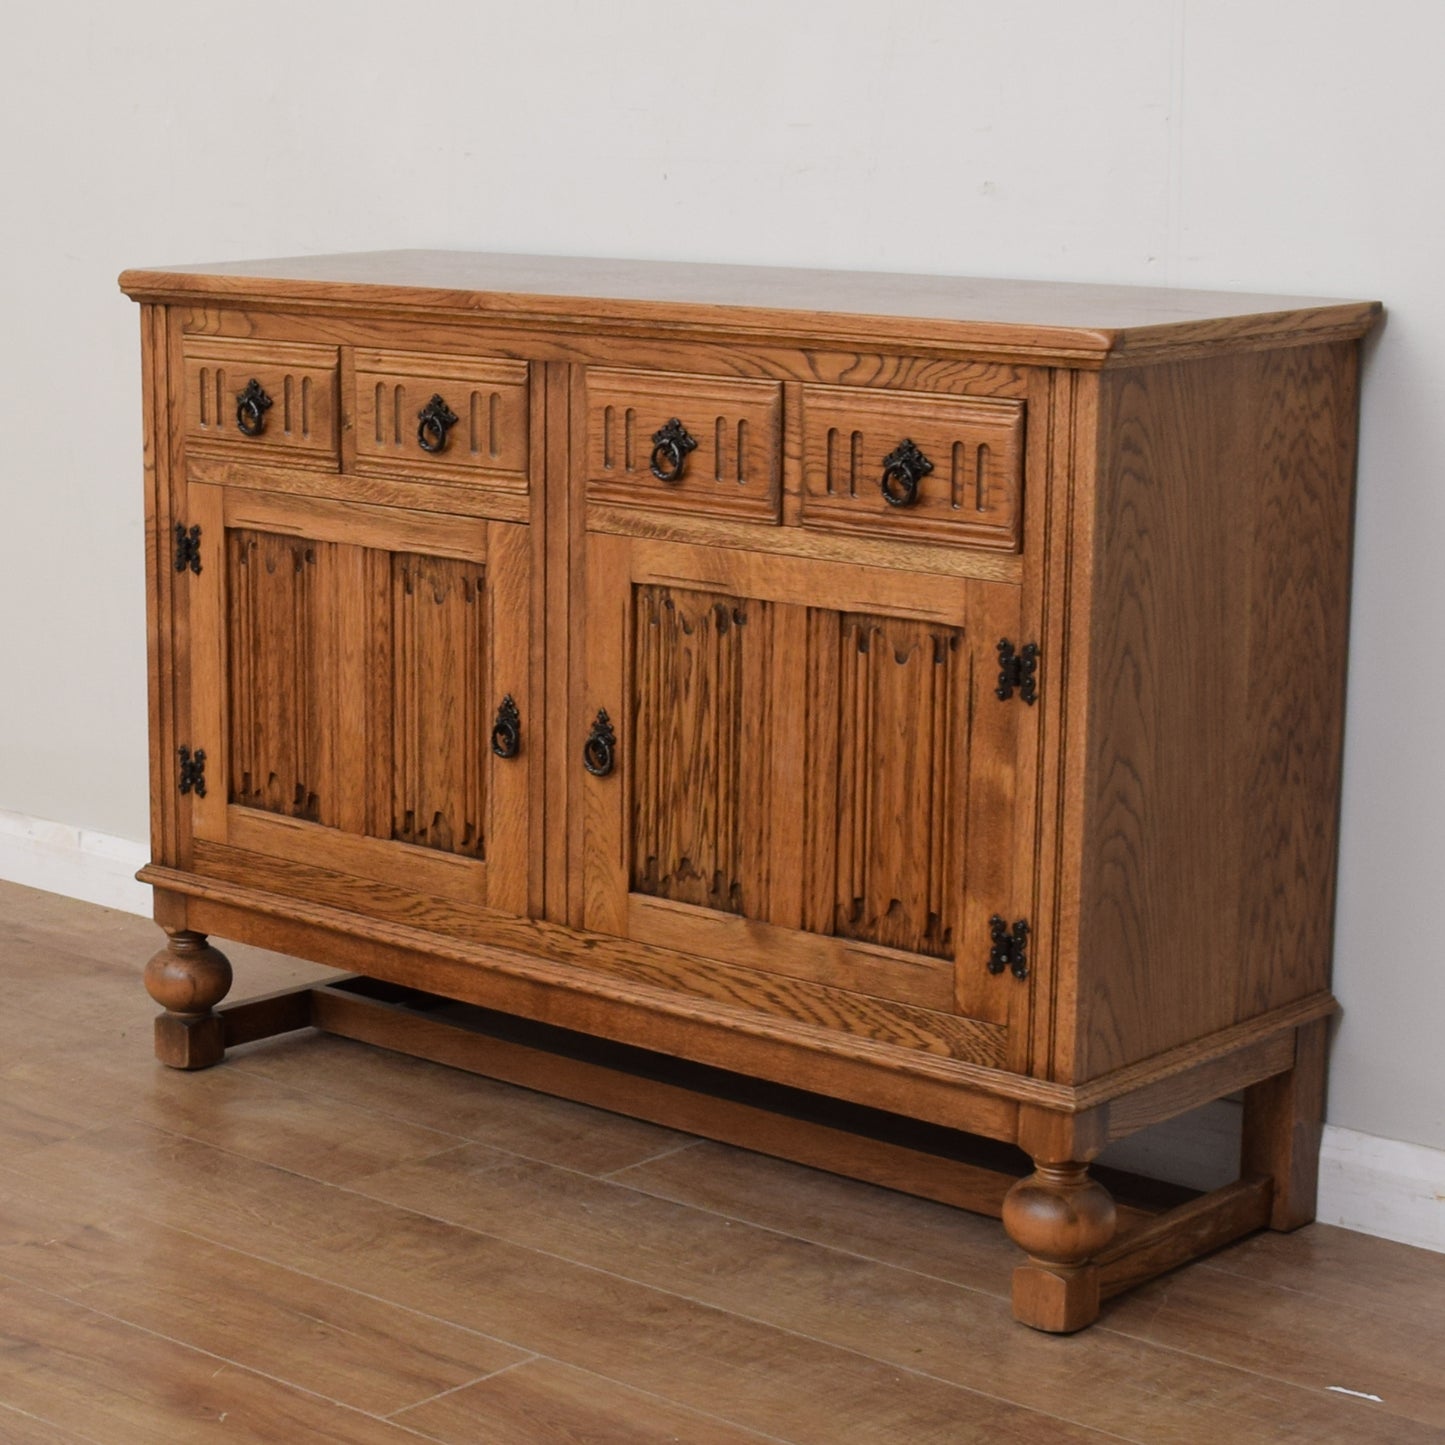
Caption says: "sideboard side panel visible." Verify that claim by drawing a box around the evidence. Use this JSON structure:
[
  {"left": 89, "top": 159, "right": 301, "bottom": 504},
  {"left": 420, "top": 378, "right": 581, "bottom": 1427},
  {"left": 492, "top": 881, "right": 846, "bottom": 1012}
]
[{"left": 1069, "top": 342, "right": 1359, "bottom": 1081}]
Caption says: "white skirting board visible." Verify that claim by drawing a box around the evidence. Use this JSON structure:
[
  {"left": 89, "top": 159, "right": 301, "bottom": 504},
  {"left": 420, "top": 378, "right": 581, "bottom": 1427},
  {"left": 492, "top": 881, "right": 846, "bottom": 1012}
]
[
  {"left": 1, "top": 808, "right": 1440, "bottom": 1254},
  {"left": 1100, "top": 1100, "right": 1445, "bottom": 1254},
  {"left": 0, "top": 808, "right": 151, "bottom": 916},
  {"left": 1317, "top": 1128, "right": 1445, "bottom": 1254}
]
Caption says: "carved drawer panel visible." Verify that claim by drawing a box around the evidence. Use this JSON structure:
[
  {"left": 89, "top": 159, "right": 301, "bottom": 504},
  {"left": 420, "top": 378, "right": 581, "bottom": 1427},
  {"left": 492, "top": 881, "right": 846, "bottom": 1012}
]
[
  {"left": 182, "top": 337, "right": 340, "bottom": 470},
  {"left": 354, "top": 351, "right": 530, "bottom": 489},
  {"left": 800, "top": 385, "right": 1024, "bottom": 551},
  {"left": 583, "top": 368, "right": 782, "bottom": 522}
]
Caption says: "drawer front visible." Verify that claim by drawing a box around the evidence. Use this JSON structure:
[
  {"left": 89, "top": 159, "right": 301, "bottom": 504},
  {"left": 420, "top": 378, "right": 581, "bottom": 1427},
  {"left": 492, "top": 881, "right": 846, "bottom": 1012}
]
[
  {"left": 354, "top": 351, "right": 530, "bottom": 489},
  {"left": 183, "top": 337, "right": 340, "bottom": 469},
  {"left": 801, "top": 385, "right": 1024, "bottom": 551},
  {"left": 583, "top": 368, "right": 782, "bottom": 522}
]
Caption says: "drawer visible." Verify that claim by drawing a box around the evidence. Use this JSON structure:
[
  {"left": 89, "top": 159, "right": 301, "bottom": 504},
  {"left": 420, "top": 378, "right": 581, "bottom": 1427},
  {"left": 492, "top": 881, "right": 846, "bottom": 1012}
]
[
  {"left": 182, "top": 337, "right": 340, "bottom": 469},
  {"left": 583, "top": 368, "right": 782, "bottom": 522},
  {"left": 354, "top": 351, "right": 530, "bottom": 489},
  {"left": 800, "top": 385, "right": 1024, "bottom": 551}
]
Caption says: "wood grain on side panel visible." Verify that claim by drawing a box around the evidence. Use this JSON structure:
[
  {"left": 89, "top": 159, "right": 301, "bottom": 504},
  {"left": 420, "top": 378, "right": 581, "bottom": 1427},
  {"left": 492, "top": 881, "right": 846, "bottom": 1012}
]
[{"left": 1070, "top": 343, "right": 1359, "bottom": 1080}]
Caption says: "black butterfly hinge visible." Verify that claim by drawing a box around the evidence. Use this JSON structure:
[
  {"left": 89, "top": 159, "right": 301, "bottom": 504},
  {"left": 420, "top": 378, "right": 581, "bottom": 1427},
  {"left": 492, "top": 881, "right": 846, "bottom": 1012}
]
[
  {"left": 995, "top": 639, "right": 1039, "bottom": 705},
  {"left": 987, "top": 916, "right": 1030, "bottom": 981},
  {"left": 174, "top": 524, "right": 202, "bottom": 575},
  {"left": 178, "top": 746, "right": 207, "bottom": 797}
]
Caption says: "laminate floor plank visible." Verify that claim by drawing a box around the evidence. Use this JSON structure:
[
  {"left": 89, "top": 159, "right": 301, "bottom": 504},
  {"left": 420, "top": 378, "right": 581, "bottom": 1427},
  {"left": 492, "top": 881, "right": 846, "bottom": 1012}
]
[
  {"left": 1195, "top": 1223, "right": 1445, "bottom": 1327},
  {"left": 1100, "top": 1264, "right": 1445, "bottom": 1431},
  {"left": 0, "top": 1128, "right": 1127, "bottom": 1445},
  {"left": 4, "top": 883, "right": 1444, "bottom": 1445},
  {"left": 343, "top": 1143, "right": 1433, "bottom": 1445},
  {"left": 2, "top": 1044, "right": 467, "bottom": 1187},
  {"left": 230, "top": 1033, "right": 696, "bottom": 1176},
  {"left": 0, "top": 1400, "right": 102, "bottom": 1445},
  {"left": 391, "top": 1358, "right": 795, "bottom": 1445},
  {"left": 0, "top": 1276, "right": 442, "bottom": 1444},
  {"left": 0, "top": 1171, "right": 529, "bottom": 1419},
  {"left": 0, "top": 1083, "right": 100, "bottom": 1159},
  {"left": 613, "top": 1138, "right": 1019, "bottom": 1293}
]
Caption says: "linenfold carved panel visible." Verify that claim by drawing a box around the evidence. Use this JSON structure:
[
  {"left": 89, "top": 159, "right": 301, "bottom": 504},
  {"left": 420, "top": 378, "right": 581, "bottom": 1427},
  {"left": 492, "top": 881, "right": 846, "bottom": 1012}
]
[
  {"left": 827, "top": 613, "right": 967, "bottom": 960},
  {"left": 226, "top": 529, "right": 336, "bottom": 825},
  {"left": 631, "top": 585, "right": 769, "bottom": 914},
  {"left": 387, "top": 554, "right": 489, "bottom": 859},
  {"left": 629, "top": 580, "right": 969, "bottom": 962}
]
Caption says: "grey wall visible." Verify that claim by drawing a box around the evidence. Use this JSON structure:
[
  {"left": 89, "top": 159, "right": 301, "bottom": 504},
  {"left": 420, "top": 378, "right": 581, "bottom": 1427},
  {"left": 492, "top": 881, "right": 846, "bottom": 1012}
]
[{"left": 1, "top": 0, "right": 1438, "bottom": 1150}]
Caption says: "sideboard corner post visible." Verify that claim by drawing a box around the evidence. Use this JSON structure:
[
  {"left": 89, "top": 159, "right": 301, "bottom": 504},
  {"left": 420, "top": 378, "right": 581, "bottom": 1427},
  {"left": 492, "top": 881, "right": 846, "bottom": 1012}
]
[
  {"left": 143, "top": 929, "right": 233, "bottom": 1070},
  {"left": 1241, "top": 1015, "right": 1331, "bottom": 1231}
]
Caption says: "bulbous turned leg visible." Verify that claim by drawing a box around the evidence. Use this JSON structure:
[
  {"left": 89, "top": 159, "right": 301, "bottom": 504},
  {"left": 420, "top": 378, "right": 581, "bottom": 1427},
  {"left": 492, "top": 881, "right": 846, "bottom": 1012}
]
[
  {"left": 1002, "top": 1160, "right": 1118, "bottom": 1332},
  {"left": 144, "top": 929, "right": 233, "bottom": 1070}
]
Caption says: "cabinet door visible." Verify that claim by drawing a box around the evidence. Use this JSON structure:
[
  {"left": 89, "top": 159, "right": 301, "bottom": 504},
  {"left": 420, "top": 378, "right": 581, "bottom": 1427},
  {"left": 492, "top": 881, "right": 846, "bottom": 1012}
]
[
  {"left": 577, "top": 532, "right": 1031, "bottom": 1038},
  {"left": 185, "top": 482, "right": 532, "bottom": 915}
]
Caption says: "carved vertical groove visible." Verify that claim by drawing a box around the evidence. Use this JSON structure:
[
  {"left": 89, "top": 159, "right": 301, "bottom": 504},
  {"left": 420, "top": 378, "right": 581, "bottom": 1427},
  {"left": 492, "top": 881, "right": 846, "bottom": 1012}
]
[
  {"left": 386, "top": 553, "right": 487, "bottom": 858},
  {"left": 825, "top": 612, "right": 963, "bottom": 958},
  {"left": 227, "top": 528, "right": 330, "bottom": 824},
  {"left": 631, "top": 585, "right": 767, "bottom": 916}
]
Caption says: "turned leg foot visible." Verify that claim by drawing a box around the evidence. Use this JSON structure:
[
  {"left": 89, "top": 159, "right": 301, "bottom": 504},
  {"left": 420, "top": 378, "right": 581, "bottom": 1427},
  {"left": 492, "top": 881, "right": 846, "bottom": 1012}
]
[
  {"left": 144, "top": 930, "right": 233, "bottom": 1070},
  {"left": 1002, "top": 1160, "right": 1118, "bottom": 1332},
  {"left": 1242, "top": 1017, "right": 1329, "bottom": 1230}
]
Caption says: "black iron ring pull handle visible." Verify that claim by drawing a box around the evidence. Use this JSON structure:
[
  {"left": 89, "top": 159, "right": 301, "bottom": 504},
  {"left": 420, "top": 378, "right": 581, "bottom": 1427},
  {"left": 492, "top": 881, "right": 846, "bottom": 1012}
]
[
  {"left": 418, "top": 394, "right": 459, "bottom": 454},
  {"left": 880, "top": 438, "right": 933, "bottom": 508},
  {"left": 491, "top": 696, "right": 521, "bottom": 759},
  {"left": 582, "top": 709, "right": 616, "bottom": 777},
  {"left": 236, "top": 379, "right": 273, "bottom": 437},
  {"left": 649, "top": 418, "right": 698, "bottom": 484}
]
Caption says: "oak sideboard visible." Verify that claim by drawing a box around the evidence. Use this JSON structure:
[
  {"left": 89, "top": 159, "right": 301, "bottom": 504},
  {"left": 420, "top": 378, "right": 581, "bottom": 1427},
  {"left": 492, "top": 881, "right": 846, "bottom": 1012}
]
[{"left": 118, "top": 252, "right": 1379, "bottom": 1331}]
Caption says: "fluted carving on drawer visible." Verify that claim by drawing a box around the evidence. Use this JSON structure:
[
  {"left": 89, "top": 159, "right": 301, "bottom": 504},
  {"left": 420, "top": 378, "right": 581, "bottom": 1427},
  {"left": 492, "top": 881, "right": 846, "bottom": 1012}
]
[
  {"left": 387, "top": 554, "right": 489, "bottom": 859},
  {"left": 182, "top": 337, "right": 340, "bottom": 466},
  {"left": 585, "top": 369, "right": 783, "bottom": 521},
  {"left": 802, "top": 385, "right": 1024, "bottom": 550},
  {"left": 226, "top": 529, "right": 335, "bottom": 825},
  {"left": 353, "top": 352, "right": 530, "bottom": 486},
  {"left": 828, "top": 613, "right": 967, "bottom": 960},
  {"left": 630, "top": 584, "right": 770, "bottom": 917}
]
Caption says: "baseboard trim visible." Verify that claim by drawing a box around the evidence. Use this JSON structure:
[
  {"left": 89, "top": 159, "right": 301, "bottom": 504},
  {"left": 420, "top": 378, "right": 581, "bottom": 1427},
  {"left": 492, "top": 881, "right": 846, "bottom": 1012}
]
[
  {"left": 0, "top": 809, "right": 1439, "bottom": 1252},
  {"left": 1317, "top": 1126, "right": 1445, "bottom": 1254},
  {"left": 0, "top": 808, "right": 150, "bottom": 917}
]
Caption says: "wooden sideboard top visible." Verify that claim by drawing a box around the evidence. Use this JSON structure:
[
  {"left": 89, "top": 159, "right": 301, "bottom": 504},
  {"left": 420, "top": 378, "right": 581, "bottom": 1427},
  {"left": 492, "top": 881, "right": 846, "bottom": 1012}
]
[{"left": 118, "top": 250, "right": 1381, "bottom": 365}]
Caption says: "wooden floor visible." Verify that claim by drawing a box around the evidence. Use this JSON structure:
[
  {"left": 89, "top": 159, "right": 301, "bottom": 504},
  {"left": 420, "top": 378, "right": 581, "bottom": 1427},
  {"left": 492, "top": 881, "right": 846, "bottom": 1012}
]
[{"left": 1, "top": 882, "right": 1442, "bottom": 1444}]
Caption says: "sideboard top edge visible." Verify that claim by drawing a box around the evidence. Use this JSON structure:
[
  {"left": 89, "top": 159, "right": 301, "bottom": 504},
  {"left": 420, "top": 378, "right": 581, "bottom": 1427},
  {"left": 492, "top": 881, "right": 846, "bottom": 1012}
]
[{"left": 117, "top": 250, "right": 1381, "bottom": 360}]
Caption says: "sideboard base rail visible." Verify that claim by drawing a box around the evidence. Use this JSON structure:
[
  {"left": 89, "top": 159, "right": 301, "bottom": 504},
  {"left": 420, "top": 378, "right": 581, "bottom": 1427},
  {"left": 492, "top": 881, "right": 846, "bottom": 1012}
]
[{"left": 194, "top": 972, "right": 1298, "bottom": 1333}]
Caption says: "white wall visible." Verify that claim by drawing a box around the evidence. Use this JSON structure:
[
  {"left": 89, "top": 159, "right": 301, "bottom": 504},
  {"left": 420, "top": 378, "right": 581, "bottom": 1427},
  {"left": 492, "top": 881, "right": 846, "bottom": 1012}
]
[{"left": 2, "top": 0, "right": 1440, "bottom": 1152}]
